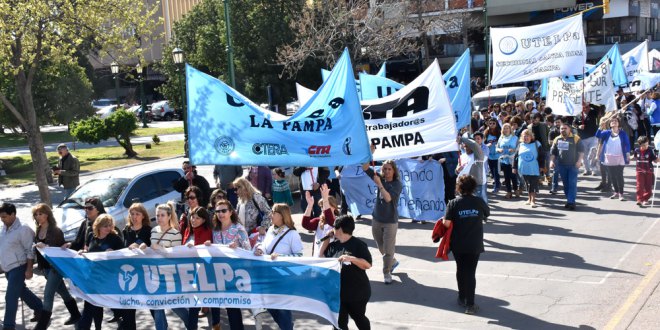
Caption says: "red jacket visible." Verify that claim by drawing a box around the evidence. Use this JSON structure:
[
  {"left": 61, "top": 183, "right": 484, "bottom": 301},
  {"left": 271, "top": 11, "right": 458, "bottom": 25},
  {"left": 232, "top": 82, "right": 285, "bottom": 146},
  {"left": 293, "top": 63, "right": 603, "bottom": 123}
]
[
  {"left": 182, "top": 225, "right": 213, "bottom": 246},
  {"left": 431, "top": 220, "right": 453, "bottom": 260},
  {"left": 302, "top": 209, "right": 336, "bottom": 231}
]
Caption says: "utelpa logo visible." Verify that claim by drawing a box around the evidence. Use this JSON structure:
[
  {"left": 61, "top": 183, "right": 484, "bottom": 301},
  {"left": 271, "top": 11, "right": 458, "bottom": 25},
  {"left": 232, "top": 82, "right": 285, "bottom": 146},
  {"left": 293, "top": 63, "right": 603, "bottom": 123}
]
[{"left": 119, "top": 265, "right": 139, "bottom": 292}]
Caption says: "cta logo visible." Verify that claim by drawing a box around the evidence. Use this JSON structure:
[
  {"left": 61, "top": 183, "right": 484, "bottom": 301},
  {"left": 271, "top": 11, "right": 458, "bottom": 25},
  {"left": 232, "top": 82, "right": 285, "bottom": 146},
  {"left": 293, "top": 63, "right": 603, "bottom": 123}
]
[
  {"left": 253, "top": 143, "right": 289, "bottom": 155},
  {"left": 214, "top": 136, "right": 235, "bottom": 155},
  {"left": 118, "top": 265, "right": 139, "bottom": 292},
  {"left": 308, "top": 145, "right": 331, "bottom": 157}
]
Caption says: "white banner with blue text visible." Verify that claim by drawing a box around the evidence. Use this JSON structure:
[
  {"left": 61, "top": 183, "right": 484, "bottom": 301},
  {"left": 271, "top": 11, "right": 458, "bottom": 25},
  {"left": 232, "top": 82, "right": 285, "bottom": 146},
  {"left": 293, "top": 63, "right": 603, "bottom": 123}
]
[
  {"left": 339, "top": 159, "right": 445, "bottom": 221},
  {"left": 40, "top": 246, "right": 341, "bottom": 327},
  {"left": 490, "top": 14, "right": 586, "bottom": 85}
]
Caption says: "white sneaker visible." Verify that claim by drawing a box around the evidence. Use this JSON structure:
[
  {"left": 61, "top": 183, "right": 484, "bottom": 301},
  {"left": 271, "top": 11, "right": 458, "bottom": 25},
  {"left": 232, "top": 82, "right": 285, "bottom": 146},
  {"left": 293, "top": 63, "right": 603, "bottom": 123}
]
[{"left": 384, "top": 273, "right": 393, "bottom": 285}]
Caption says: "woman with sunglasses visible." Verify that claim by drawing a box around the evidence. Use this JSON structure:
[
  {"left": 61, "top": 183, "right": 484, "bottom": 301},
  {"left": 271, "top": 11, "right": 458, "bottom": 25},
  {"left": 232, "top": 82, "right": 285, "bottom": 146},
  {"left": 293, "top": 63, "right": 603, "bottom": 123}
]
[
  {"left": 179, "top": 186, "right": 203, "bottom": 243},
  {"left": 67, "top": 197, "right": 105, "bottom": 252},
  {"left": 204, "top": 200, "right": 250, "bottom": 330},
  {"left": 484, "top": 118, "right": 502, "bottom": 194},
  {"left": 209, "top": 188, "right": 228, "bottom": 209},
  {"left": 77, "top": 214, "right": 124, "bottom": 330},
  {"left": 32, "top": 203, "right": 80, "bottom": 329},
  {"left": 142, "top": 201, "right": 190, "bottom": 330},
  {"left": 253, "top": 203, "right": 303, "bottom": 330},
  {"left": 233, "top": 177, "right": 272, "bottom": 234},
  {"left": 183, "top": 206, "right": 214, "bottom": 330}
]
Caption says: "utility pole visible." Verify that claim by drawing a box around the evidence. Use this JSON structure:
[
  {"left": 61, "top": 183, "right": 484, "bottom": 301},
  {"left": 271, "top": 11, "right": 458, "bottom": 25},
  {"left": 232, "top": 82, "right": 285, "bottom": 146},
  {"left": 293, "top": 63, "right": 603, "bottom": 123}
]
[
  {"left": 224, "top": 0, "right": 236, "bottom": 88},
  {"left": 483, "top": 0, "right": 490, "bottom": 86}
]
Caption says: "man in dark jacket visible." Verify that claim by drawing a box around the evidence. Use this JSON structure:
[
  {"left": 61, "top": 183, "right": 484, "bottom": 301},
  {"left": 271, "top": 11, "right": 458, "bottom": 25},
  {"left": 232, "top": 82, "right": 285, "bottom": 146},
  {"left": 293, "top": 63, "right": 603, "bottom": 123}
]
[
  {"left": 572, "top": 102, "right": 601, "bottom": 176},
  {"left": 55, "top": 144, "right": 80, "bottom": 200},
  {"left": 173, "top": 161, "right": 211, "bottom": 207}
]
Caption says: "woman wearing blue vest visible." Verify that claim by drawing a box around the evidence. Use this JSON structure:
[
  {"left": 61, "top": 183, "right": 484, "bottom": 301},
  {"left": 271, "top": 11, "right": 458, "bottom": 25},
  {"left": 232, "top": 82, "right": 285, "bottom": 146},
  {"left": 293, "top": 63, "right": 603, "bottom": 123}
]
[
  {"left": 513, "top": 129, "right": 545, "bottom": 208},
  {"left": 496, "top": 123, "right": 519, "bottom": 199},
  {"left": 484, "top": 118, "right": 502, "bottom": 193}
]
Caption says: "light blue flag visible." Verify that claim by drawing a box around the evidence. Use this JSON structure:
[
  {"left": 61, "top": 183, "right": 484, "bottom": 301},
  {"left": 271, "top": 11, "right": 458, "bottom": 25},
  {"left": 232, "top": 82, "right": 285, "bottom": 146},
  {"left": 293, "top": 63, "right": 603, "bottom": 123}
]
[
  {"left": 340, "top": 159, "right": 446, "bottom": 221},
  {"left": 358, "top": 73, "right": 403, "bottom": 100},
  {"left": 540, "top": 44, "right": 628, "bottom": 97},
  {"left": 187, "top": 48, "right": 371, "bottom": 166},
  {"left": 322, "top": 68, "right": 361, "bottom": 98},
  {"left": 376, "top": 62, "right": 386, "bottom": 77},
  {"left": 321, "top": 68, "right": 330, "bottom": 82},
  {"left": 443, "top": 49, "right": 472, "bottom": 129}
]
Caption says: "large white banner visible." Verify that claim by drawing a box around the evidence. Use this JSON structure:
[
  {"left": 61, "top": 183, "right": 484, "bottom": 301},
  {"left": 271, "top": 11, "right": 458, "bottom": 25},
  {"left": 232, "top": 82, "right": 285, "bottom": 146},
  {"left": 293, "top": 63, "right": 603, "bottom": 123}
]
[
  {"left": 546, "top": 60, "right": 616, "bottom": 116},
  {"left": 622, "top": 40, "right": 649, "bottom": 80},
  {"left": 491, "top": 14, "right": 586, "bottom": 85},
  {"left": 41, "top": 246, "right": 341, "bottom": 327},
  {"left": 361, "top": 60, "right": 458, "bottom": 160}
]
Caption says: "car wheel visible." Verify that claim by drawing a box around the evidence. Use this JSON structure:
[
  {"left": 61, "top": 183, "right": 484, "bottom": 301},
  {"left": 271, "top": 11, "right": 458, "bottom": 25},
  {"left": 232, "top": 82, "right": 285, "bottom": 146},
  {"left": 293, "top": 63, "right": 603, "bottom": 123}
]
[{"left": 165, "top": 113, "right": 174, "bottom": 121}]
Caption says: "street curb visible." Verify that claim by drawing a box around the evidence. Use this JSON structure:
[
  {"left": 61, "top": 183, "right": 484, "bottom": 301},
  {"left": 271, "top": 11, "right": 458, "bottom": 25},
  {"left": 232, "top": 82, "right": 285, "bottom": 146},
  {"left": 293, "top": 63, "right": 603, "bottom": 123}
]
[{"left": 0, "top": 155, "right": 183, "bottom": 189}]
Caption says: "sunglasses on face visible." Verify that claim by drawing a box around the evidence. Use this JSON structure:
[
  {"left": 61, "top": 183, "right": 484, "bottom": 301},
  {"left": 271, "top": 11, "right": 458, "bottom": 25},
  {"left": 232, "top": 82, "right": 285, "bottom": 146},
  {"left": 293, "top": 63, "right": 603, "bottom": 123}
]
[
  {"left": 187, "top": 196, "right": 197, "bottom": 200},
  {"left": 215, "top": 209, "right": 229, "bottom": 214},
  {"left": 84, "top": 206, "right": 95, "bottom": 211}
]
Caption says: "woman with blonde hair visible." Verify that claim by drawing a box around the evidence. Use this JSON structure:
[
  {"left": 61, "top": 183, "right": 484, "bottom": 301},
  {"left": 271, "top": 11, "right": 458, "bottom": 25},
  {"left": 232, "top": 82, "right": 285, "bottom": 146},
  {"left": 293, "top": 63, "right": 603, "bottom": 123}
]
[
  {"left": 302, "top": 184, "right": 338, "bottom": 257},
  {"left": 77, "top": 214, "right": 124, "bottom": 330},
  {"left": 496, "top": 123, "right": 519, "bottom": 199},
  {"left": 233, "top": 177, "right": 272, "bottom": 233},
  {"left": 141, "top": 201, "right": 189, "bottom": 330},
  {"left": 253, "top": 203, "right": 303, "bottom": 330},
  {"left": 32, "top": 203, "right": 80, "bottom": 329}
]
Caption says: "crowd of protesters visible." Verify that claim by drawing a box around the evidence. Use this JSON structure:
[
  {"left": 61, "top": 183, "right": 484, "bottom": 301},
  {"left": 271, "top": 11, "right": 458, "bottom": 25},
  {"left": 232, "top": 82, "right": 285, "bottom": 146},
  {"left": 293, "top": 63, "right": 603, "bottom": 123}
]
[{"left": 1, "top": 79, "right": 659, "bottom": 330}]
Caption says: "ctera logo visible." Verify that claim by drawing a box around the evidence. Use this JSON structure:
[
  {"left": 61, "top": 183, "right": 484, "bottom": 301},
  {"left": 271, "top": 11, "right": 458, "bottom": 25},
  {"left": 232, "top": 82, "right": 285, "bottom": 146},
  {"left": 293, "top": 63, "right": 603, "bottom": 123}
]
[
  {"left": 118, "top": 265, "right": 139, "bottom": 292},
  {"left": 308, "top": 145, "right": 331, "bottom": 157}
]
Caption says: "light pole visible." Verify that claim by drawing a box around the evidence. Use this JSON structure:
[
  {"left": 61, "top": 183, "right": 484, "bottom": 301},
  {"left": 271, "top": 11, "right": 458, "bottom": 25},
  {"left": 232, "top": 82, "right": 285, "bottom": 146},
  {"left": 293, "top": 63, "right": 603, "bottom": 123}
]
[
  {"left": 110, "top": 61, "right": 120, "bottom": 106},
  {"left": 223, "top": 0, "right": 236, "bottom": 88},
  {"left": 172, "top": 47, "right": 188, "bottom": 157},
  {"left": 136, "top": 63, "right": 148, "bottom": 128}
]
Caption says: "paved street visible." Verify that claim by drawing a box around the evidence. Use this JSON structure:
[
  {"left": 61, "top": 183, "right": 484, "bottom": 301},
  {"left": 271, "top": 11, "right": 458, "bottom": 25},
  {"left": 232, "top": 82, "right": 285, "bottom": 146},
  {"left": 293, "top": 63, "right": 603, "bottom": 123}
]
[
  {"left": 0, "top": 121, "right": 184, "bottom": 158},
  {"left": 0, "top": 159, "right": 658, "bottom": 329}
]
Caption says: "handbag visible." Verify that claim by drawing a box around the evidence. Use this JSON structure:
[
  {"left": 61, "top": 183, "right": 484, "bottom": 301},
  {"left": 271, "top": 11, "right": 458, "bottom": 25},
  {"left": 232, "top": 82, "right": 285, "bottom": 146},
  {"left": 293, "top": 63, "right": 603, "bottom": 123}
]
[{"left": 252, "top": 195, "right": 266, "bottom": 227}]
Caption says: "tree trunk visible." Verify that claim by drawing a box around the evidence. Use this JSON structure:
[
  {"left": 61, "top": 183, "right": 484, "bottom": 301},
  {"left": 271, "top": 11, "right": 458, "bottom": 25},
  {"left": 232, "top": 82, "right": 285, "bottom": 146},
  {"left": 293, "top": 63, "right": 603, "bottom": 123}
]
[
  {"left": 115, "top": 136, "right": 138, "bottom": 157},
  {"left": 17, "top": 74, "right": 53, "bottom": 206}
]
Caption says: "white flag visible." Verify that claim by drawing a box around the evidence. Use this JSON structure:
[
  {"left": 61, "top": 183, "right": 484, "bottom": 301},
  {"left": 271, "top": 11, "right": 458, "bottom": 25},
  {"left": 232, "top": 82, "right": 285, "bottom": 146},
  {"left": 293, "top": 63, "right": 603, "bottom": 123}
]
[
  {"left": 491, "top": 14, "right": 586, "bottom": 85},
  {"left": 621, "top": 40, "right": 649, "bottom": 80},
  {"left": 546, "top": 61, "right": 616, "bottom": 116}
]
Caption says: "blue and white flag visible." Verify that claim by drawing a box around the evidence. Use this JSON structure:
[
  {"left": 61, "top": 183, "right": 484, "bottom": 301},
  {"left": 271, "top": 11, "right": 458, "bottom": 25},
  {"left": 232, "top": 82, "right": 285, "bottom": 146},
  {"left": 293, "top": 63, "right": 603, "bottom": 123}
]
[
  {"left": 546, "top": 60, "right": 617, "bottom": 115},
  {"left": 41, "top": 246, "right": 341, "bottom": 327},
  {"left": 490, "top": 14, "right": 586, "bottom": 85},
  {"left": 340, "top": 159, "right": 446, "bottom": 221},
  {"left": 358, "top": 73, "right": 403, "bottom": 100},
  {"left": 322, "top": 68, "right": 361, "bottom": 97},
  {"left": 604, "top": 43, "right": 628, "bottom": 87},
  {"left": 622, "top": 40, "right": 649, "bottom": 81},
  {"left": 376, "top": 63, "right": 386, "bottom": 77},
  {"left": 187, "top": 48, "right": 371, "bottom": 166},
  {"left": 443, "top": 49, "right": 472, "bottom": 129}
]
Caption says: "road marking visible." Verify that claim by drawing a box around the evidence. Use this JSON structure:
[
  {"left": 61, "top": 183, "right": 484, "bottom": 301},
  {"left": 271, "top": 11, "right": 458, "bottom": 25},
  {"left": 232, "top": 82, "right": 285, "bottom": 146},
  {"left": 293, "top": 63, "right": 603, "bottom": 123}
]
[
  {"left": 598, "top": 217, "right": 659, "bottom": 284},
  {"left": 603, "top": 261, "right": 660, "bottom": 330}
]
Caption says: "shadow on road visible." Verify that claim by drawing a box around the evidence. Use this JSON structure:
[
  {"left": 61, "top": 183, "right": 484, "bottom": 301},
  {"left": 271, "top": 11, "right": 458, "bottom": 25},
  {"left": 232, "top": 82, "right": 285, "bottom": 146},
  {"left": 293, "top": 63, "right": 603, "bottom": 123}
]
[{"left": 370, "top": 273, "right": 596, "bottom": 330}]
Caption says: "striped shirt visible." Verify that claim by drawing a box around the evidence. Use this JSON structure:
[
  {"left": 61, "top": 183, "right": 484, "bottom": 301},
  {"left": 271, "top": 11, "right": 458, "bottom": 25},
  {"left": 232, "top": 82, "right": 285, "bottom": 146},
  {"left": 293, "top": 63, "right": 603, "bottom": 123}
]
[{"left": 150, "top": 226, "right": 182, "bottom": 248}]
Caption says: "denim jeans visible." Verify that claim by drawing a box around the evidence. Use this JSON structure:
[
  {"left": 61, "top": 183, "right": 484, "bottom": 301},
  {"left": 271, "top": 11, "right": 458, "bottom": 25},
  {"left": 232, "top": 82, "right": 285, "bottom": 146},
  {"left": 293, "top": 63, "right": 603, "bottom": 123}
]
[
  {"left": 501, "top": 163, "right": 518, "bottom": 192},
  {"left": 3, "top": 264, "right": 43, "bottom": 328},
  {"left": 551, "top": 169, "right": 560, "bottom": 192},
  {"left": 474, "top": 184, "right": 488, "bottom": 204},
  {"left": 268, "top": 309, "right": 293, "bottom": 330},
  {"left": 151, "top": 308, "right": 190, "bottom": 330},
  {"left": 43, "top": 268, "right": 74, "bottom": 312},
  {"left": 557, "top": 164, "right": 579, "bottom": 204}
]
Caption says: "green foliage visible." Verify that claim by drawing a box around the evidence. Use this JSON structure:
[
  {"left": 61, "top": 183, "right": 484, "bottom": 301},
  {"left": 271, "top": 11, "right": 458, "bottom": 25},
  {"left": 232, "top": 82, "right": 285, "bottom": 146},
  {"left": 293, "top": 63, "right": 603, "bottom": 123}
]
[
  {"left": 70, "top": 116, "right": 108, "bottom": 144},
  {"left": 34, "top": 60, "right": 95, "bottom": 125},
  {"left": 152, "top": 134, "right": 161, "bottom": 145},
  {"left": 105, "top": 109, "right": 138, "bottom": 141},
  {"left": 156, "top": 0, "right": 304, "bottom": 109}
]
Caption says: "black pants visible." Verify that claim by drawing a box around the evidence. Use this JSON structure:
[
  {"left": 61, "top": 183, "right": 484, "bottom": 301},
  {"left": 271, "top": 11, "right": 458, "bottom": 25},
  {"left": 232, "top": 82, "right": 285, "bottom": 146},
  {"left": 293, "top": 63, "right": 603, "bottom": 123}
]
[
  {"left": 501, "top": 164, "right": 518, "bottom": 193},
  {"left": 117, "top": 309, "right": 136, "bottom": 330},
  {"left": 77, "top": 301, "right": 103, "bottom": 330},
  {"left": 442, "top": 164, "right": 456, "bottom": 203},
  {"left": 607, "top": 165, "right": 625, "bottom": 194},
  {"left": 335, "top": 299, "right": 370, "bottom": 330},
  {"left": 454, "top": 252, "right": 480, "bottom": 306}
]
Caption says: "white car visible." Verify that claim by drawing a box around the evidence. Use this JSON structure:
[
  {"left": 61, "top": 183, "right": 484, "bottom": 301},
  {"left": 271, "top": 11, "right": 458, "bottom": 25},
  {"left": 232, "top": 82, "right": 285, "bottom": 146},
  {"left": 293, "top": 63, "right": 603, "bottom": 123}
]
[
  {"left": 54, "top": 168, "right": 185, "bottom": 242},
  {"left": 150, "top": 100, "right": 176, "bottom": 121},
  {"left": 95, "top": 105, "right": 118, "bottom": 119},
  {"left": 91, "top": 99, "right": 117, "bottom": 110}
]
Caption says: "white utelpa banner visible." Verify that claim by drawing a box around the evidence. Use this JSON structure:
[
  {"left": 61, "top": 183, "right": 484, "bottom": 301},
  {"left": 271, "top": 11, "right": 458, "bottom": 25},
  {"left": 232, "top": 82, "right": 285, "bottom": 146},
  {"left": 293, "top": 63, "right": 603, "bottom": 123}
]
[
  {"left": 361, "top": 59, "right": 458, "bottom": 161},
  {"left": 622, "top": 40, "right": 649, "bottom": 81},
  {"left": 546, "top": 60, "right": 616, "bottom": 116},
  {"left": 491, "top": 14, "right": 586, "bottom": 85}
]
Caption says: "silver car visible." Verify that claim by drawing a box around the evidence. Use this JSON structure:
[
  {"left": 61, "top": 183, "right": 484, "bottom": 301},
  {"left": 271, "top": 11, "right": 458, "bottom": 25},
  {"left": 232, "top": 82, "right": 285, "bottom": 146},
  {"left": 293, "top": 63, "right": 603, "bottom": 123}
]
[{"left": 54, "top": 168, "right": 184, "bottom": 242}]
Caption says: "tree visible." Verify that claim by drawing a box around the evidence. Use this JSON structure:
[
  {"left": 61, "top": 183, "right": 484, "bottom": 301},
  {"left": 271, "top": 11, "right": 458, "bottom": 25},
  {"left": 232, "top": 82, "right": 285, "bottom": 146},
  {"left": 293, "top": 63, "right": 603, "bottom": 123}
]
[
  {"left": 70, "top": 109, "right": 139, "bottom": 157},
  {"left": 156, "top": 0, "right": 304, "bottom": 109},
  {"left": 0, "top": 0, "right": 159, "bottom": 205},
  {"left": 277, "top": 0, "right": 481, "bottom": 77}
]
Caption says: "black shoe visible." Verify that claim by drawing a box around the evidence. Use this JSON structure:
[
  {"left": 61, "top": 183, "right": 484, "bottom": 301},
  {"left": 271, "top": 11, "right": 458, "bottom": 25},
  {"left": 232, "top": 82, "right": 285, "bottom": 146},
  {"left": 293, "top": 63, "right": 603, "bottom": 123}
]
[
  {"left": 34, "top": 311, "right": 52, "bottom": 330},
  {"left": 457, "top": 297, "right": 467, "bottom": 307},
  {"left": 465, "top": 304, "right": 480, "bottom": 315},
  {"left": 600, "top": 186, "right": 612, "bottom": 193},
  {"left": 564, "top": 203, "right": 570, "bottom": 209},
  {"left": 63, "top": 299, "right": 81, "bottom": 325},
  {"left": 568, "top": 203, "right": 576, "bottom": 210},
  {"left": 594, "top": 183, "right": 604, "bottom": 190},
  {"left": 583, "top": 171, "right": 592, "bottom": 176},
  {"left": 108, "top": 316, "right": 121, "bottom": 323},
  {"left": 549, "top": 190, "right": 557, "bottom": 195},
  {"left": 29, "top": 310, "right": 41, "bottom": 322}
]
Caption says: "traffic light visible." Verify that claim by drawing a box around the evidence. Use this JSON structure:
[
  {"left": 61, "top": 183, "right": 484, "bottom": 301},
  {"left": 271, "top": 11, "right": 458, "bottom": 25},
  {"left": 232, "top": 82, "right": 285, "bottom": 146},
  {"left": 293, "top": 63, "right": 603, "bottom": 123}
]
[{"left": 603, "top": 0, "right": 610, "bottom": 14}]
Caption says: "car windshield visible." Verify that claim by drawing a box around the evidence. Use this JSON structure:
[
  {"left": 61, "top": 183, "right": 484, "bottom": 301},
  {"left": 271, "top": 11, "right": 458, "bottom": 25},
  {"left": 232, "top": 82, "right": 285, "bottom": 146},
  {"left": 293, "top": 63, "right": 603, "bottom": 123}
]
[
  {"left": 93, "top": 100, "right": 114, "bottom": 107},
  {"left": 64, "top": 178, "right": 130, "bottom": 208},
  {"left": 472, "top": 96, "right": 507, "bottom": 111}
]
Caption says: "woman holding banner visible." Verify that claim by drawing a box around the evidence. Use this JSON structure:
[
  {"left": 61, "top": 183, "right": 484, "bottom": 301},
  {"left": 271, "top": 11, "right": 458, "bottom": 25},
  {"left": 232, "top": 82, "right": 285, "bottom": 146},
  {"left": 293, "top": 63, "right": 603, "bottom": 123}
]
[
  {"left": 141, "top": 202, "right": 190, "bottom": 330},
  {"left": 254, "top": 203, "right": 303, "bottom": 330},
  {"left": 362, "top": 158, "right": 402, "bottom": 285}
]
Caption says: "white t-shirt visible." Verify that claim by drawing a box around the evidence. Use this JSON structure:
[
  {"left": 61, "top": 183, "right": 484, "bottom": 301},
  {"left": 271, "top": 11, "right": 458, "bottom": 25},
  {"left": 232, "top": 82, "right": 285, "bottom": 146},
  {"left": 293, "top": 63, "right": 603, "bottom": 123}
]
[
  {"left": 604, "top": 134, "right": 625, "bottom": 166},
  {"left": 257, "top": 226, "right": 303, "bottom": 256},
  {"left": 300, "top": 168, "right": 318, "bottom": 191}
]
